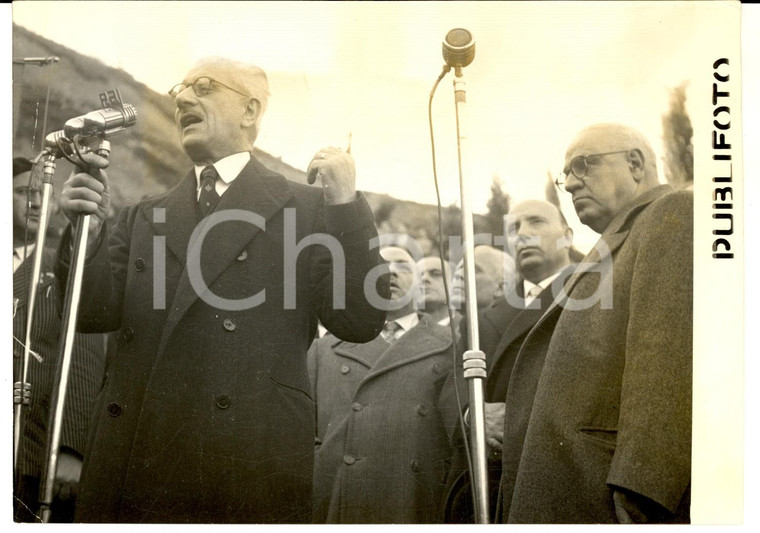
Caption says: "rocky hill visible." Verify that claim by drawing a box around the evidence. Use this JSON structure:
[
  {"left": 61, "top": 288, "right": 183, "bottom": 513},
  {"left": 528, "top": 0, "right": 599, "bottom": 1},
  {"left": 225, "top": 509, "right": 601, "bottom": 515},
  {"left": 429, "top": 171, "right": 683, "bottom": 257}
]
[{"left": 12, "top": 23, "right": 488, "bottom": 255}]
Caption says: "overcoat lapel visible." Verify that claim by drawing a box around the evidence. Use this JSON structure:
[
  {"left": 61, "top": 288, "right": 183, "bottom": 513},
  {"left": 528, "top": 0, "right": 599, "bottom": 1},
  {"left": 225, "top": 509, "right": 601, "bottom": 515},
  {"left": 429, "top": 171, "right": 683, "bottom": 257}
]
[
  {"left": 489, "top": 303, "right": 543, "bottom": 372},
  {"left": 13, "top": 248, "right": 54, "bottom": 312},
  {"left": 361, "top": 325, "right": 452, "bottom": 384},
  {"left": 333, "top": 336, "right": 388, "bottom": 369},
  {"left": 151, "top": 168, "right": 198, "bottom": 266},
  {"left": 13, "top": 258, "right": 32, "bottom": 310},
  {"left": 154, "top": 158, "right": 293, "bottom": 355}
]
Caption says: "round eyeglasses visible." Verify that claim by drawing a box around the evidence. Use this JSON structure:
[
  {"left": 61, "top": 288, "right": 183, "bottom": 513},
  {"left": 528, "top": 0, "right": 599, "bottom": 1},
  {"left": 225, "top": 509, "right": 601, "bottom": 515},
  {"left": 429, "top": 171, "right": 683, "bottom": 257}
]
[
  {"left": 554, "top": 150, "right": 631, "bottom": 191},
  {"left": 168, "top": 76, "right": 250, "bottom": 99}
]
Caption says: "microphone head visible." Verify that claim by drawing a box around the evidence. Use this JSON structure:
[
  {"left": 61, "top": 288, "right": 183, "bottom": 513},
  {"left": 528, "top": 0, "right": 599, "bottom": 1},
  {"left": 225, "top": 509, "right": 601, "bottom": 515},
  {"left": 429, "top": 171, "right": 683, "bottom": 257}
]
[{"left": 442, "top": 28, "right": 475, "bottom": 69}]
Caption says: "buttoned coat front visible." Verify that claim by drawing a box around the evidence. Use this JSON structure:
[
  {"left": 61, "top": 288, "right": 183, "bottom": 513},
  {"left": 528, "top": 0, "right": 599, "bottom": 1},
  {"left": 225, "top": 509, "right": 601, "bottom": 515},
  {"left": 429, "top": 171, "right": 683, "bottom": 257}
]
[
  {"left": 57, "top": 158, "right": 387, "bottom": 523},
  {"left": 309, "top": 321, "right": 454, "bottom": 523},
  {"left": 500, "top": 186, "right": 693, "bottom": 523}
]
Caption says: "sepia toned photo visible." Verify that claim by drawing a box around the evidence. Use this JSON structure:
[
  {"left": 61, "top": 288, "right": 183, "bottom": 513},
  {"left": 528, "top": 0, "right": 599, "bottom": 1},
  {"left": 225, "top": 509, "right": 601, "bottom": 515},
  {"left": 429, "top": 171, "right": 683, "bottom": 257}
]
[{"left": 5, "top": 0, "right": 745, "bottom": 526}]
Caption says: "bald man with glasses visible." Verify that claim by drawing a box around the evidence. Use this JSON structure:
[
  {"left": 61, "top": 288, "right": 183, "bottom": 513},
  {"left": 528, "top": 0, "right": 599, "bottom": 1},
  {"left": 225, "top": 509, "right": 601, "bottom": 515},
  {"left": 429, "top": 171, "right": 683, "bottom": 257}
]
[
  {"left": 499, "top": 123, "right": 693, "bottom": 523},
  {"left": 57, "top": 56, "right": 387, "bottom": 523}
]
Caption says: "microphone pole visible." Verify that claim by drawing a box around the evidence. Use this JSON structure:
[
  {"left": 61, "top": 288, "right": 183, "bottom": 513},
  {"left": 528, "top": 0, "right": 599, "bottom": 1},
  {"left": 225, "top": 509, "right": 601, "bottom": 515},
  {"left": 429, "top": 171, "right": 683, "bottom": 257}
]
[
  {"left": 443, "top": 28, "right": 490, "bottom": 524},
  {"left": 13, "top": 153, "right": 58, "bottom": 475},
  {"left": 40, "top": 138, "right": 111, "bottom": 523},
  {"left": 37, "top": 137, "right": 110, "bottom": 523}
]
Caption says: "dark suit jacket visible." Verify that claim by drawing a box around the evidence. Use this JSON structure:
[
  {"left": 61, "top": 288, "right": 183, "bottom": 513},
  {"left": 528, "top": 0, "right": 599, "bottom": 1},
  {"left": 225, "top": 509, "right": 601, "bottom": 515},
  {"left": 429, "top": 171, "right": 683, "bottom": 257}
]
[
  {"left": 13, "top": 247, "right": 105, "bottom": 481},
  {"left": 441, "top": 265, "right": 575, "bottom": 523},
  {"left": 57, "top": 157, "right": 387, "bottom": 523},
  {"left": 309, "top": 321, "right": 453, "bottom": 523},
  {"left": 501, "top": 185, "right": 693, "bottom": 523}
]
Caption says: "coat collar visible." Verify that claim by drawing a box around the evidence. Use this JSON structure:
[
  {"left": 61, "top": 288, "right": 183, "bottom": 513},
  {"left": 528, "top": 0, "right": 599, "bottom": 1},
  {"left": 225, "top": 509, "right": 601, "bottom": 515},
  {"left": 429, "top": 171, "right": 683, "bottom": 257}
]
[
  {"left": 487, "top": 264, "right": 576, "bottom": 370},
  {"left": 531, "top": 184, "right": 673, "bottom": 331},
  {"left": 153, "top": 157, "right": 293, "bottom": 355},
  {"left": 333, "top": 322, "right": 452, "bottom": 384}
]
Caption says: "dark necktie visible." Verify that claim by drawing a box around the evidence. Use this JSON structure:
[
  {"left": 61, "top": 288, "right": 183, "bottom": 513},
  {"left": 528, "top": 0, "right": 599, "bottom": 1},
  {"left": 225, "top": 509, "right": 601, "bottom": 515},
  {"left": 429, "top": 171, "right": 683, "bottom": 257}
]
[{"left": 199, "top": 165, "right": 221, "bottom": 218}]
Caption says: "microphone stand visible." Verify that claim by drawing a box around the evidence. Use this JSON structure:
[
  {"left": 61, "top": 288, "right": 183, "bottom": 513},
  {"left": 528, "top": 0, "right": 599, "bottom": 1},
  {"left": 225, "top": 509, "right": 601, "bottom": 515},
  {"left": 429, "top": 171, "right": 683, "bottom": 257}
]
[
  {"left": 37, "top": 139, "right": 110, "bottom": 523},
  {"left": 13, "top": 153, "right": 58, "bottom": 474},
  {"left": 452, "top": 67, "right": 490, "bottom": 524}
]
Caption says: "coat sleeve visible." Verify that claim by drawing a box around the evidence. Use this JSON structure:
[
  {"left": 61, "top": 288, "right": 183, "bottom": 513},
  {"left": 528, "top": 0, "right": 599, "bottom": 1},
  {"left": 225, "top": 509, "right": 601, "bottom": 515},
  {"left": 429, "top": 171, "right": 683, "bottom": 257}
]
[
  {"left": 56, "top": 206, "right": 135, "bottom": 333},
  {"left": 606, "top": 191, "right": 693, "bottom": 515},
  {"left": 309, "top": 192, "right": 388, "bottom": 343}
]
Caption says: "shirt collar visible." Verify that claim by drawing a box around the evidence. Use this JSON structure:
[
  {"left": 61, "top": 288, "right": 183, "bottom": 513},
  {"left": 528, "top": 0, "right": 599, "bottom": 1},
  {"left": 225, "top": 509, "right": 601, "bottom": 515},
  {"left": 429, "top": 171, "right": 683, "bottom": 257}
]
[
  {"left": 523, "top": 269, "right": 563, "bottom": 300},
  {"left": 14, "top": 243, "right": 35, "bottom": 261},
  {"left": 194, "top": 151, "right": 251, "bottom": 189},
  {"left": 391, "top": 312, "right": 419, "bottom": 334}
]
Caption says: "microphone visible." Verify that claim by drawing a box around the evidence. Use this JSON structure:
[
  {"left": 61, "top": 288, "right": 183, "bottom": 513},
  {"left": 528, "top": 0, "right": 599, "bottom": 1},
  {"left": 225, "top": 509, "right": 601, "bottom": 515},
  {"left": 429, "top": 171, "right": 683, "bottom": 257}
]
[
  {"left": 44, "top": 103, "right": 138, "bottom": 153},
  {"left": 62, "top": 103, "right": 138, "bottom": 138},
  {"left": 442, "top": 28, "right": 475, "bottom": 69}
]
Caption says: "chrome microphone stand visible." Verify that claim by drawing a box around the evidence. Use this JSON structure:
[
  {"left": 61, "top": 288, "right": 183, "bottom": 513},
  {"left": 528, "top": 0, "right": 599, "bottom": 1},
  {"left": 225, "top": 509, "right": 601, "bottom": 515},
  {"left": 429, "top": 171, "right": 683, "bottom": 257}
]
[
  {"left": 443, "top": 28, "right": 490, "bottom": 524},
  {"left": 37, "top": 138, "right": 110, "bottom": 523},
  {"left": 13, "top": 153, "right": 58, "bottom": 474}
]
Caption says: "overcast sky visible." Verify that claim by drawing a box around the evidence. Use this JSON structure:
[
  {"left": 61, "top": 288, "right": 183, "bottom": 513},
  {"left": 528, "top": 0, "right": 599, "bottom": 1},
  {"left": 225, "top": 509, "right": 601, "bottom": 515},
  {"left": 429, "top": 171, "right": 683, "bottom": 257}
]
[{"left": 12, "top": 1, "right": 722, "bottom": 251}]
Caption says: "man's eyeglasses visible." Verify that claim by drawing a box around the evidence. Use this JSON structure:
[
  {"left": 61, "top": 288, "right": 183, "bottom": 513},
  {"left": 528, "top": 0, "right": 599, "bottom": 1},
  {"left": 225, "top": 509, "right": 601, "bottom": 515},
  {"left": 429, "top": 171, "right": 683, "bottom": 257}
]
[
  {"left": 555, "top": 150, "right": 631, "bottom": 191},
  {"left": 168, "top": 76, "right": 250, "bottom": 99}
]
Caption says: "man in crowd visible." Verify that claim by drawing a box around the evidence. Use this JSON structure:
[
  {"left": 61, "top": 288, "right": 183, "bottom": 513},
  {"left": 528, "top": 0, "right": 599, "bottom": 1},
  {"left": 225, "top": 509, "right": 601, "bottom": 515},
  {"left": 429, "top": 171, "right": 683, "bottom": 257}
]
[
  {"left": 56, "top": 56, "right": 387, "bottom": 523},
  {"left": 416, "top": 255, "right": 454, "bottom": 325},
  {"left": 12, "top": 157, "right": 105, "bottom": 522},
  {"left": 443, "top": 201, "right": 575, "bottom": 522},
  {"left": 310, "top": 246, "right": 454, "bottom": 523},
  {"left": 450, "top": 244, "right": 516, "bottom": 313},
  {"left": 500, "top": 123, "right": 692, "bottom": 523}
]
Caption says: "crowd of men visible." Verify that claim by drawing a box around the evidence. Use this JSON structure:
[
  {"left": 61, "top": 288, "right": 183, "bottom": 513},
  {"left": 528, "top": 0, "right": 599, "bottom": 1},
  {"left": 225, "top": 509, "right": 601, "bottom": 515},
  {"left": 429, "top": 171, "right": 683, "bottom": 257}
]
[{"left": 12, "top": 56, "right": 693, "bottom": 524}]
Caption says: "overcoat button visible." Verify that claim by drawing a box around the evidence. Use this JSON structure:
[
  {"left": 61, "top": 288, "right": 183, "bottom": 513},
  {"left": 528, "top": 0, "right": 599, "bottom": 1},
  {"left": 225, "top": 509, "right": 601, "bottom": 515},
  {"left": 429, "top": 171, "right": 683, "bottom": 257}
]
[
  {"left": 343, "top": 454, "right": 356, "bottom": 465},
  {"left": 107, "top": 402, "right": 122, "bottom": 417},
  {"left": 340, "top": 365, "right": 350, "bottom": 375},
  {"left": 223, "top": 318, "right": 236, "bottom": 331},
  {"left": 416, "top": 404, "right": 429, "bottom": 416},
  {"left": 432, "top": 363, "right": 441, "bottom": 373},
  {"left": 410, "top": 460, "right": 420, "bottom": 472},
  {"left": 351, "top": 402, "right": 363, "bottom": 412},
  {"left": 134, "top": 258, "right": 146, "bottom": 271},
  {"left": 122, "top": 327, "right": 134, "bottom": 342},
  {"left": 215, "top": 395, "right": 231, "bottom": 409},
  {"left": 236, "top": 250, "right": 248, "bottom": 261}
]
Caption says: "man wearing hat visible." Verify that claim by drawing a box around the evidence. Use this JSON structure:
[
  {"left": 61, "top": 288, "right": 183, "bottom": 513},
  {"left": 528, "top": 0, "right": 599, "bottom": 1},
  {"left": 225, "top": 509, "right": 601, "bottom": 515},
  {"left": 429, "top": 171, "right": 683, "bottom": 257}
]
[
  {"left": 12, "top": 157, "right": 105, "bottom": 522},
  {"left": 57, "top": 57, "right": 388, "bottom": 523}
]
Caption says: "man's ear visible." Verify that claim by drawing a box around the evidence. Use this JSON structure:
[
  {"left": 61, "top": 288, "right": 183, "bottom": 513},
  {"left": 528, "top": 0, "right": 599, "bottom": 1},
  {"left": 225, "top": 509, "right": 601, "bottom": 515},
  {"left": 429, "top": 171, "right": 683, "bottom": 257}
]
[
  {"left": 563, "top": 227, "right": 574, "bottom": 247},
  {"left": 627, "top": 148, "right": 646, "bottom": 182},
  {"left": 241, "top": 98, "right": 261, "bottom": 128}
]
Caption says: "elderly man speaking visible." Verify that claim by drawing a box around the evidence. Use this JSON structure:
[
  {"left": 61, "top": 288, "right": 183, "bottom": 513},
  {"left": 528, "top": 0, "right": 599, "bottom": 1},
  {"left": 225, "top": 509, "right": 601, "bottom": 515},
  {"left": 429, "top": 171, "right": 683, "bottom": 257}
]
[
  {"left": 499, "top": 123, "right": 693, "bottom": 523},
  {"left": 57, "top": 57, "right": 387, "bottom": 523}
]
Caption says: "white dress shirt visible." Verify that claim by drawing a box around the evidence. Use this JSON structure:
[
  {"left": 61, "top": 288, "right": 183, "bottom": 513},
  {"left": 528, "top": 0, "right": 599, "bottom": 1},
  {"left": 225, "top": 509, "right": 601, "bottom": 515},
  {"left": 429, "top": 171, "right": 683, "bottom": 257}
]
[
  {"left": 523, "top": 270, "right": 563, "bottom": 306},
  {"left": 13, "top": 243, "right": 35, "bottom": 273},
  {"left": 194, "top": 151, "right": 251, "bottom": 199},
  {"left": 386, "top": 312, "right": 420, "bottom": 342}
]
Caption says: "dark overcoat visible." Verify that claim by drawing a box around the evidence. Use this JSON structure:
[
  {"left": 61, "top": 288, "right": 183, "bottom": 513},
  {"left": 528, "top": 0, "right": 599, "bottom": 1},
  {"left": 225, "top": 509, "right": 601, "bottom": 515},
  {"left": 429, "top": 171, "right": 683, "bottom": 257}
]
[
  {"left": 501, "top": 185, "right": 693, "bottom": 523},
  {"left": 309, "top": 321, "right": 454, "bottom": 523},
  {"left": 442, "top": 265, "right": 576, "bottom": 523},
  {"left": 13, "top": 248, "right": 105, "bottom": 481},
  {"left": 57, "top": 157, "right": 387, "bottom": 523}
]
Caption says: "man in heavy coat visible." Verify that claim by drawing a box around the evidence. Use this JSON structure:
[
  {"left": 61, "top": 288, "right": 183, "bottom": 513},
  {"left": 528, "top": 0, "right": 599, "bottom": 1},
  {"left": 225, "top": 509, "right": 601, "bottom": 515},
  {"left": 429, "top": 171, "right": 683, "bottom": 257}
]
[
  {"left": 56, "top": 57, "right": 387, "bottom": 523},
  {"left": 500, "top": 123, "right": 692, "bottom": 523},
  {"left": 442, "top": 201, "right": 575, "bottom": 523},
  {"left": 309, "top": 246, "right": 454, "bottom": 523}
]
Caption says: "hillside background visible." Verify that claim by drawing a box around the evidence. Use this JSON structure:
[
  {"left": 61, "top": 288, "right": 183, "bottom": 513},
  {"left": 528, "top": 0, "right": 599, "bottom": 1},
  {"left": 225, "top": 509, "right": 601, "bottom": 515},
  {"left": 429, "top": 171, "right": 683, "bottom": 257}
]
[
  {"left": 13, "top": 24, "right": 500, "bottom": 258},
  {"left": 13, "top": 23, "right": 691, "bottom": 261}
]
